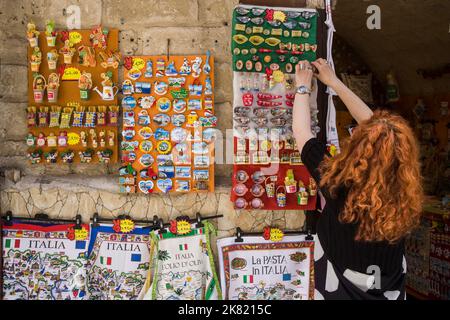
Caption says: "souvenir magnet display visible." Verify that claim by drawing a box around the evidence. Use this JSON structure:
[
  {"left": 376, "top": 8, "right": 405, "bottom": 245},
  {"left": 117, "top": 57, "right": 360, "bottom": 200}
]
[
  {"left": 119, "top": 56, "right": 216, "bottom": 194},
  {"left": 27, "top": 26, "right": 119, "bottom": 165},
  {"left": 230, "top": 5, "right": 318, "bottom": 210}
]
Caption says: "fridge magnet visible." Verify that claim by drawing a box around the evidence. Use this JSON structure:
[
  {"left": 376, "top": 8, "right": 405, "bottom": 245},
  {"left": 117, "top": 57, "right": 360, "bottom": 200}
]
[
  {"left": 28, "top": 149, "right": 42, "bottom": 164},
  {"left": 153, "top": 113, "right": 171, "bottom": 127},
  {"left": 138, "top": 96, "right": 155, "bottom": 109},
  {"left": 173, "top": 99, "right": 187, "bottom": 113},
  {"left": 47, "top": 73, "right": 60, "bottom": 103},
  {"left": 154, "top": 81, "right": 168, "bottom": 95},
  {"left": 127, "top": 68, "right": 142, "bottom": 81},
  {"left": 191, "top": 57, "right": 203, "bottom": 78},
  {"left": 89, "top": 25, "right": 108, "bottom": 49},
  {"left": 47, "top": 49, "right": 59, "bottom": 70},
  {"left": 175, "top": 180, "right": 190, "bottom": 192},
  {"left": 165, "top": 61, "right": 178, "bottom": 76},
  {"left": 30, "top": 47, "right": 42, "bottom": 72},
  {"left": 122, "top": 96, "right": 137, "bottom": 109},
  {"left": 26, "top": 133, "right": 36, "bottom": 146},
  {"left": 137, "top": 110, "right": 151, "bottom": 126},
  {"left": 122, "top": 79, "right": 134, "bottom": 95},
  {"left": 154, "top": 128, "right": 170, "bottom": 141},
  {"left": 156, "top": 178, "right": 173, "bottom": 193},
  {"left": 139, "top": 140, "right": 153, "bottom": 153},
  {"left": 171, "top": 114, "right": 186, "bottom": 127},
  {"left": 26, "top": 21, "right": 40, "bottom": 47},
  {"left": 59, "top": 40, "right": 76, "bottom": 64},
  {"left": 61, "top": 150, "right": 75, "bottom": 163},
  {"left": 175, "top": 166, "right": 192, "bottom": 178},
  {"left": 144, "top": 60, "right": 153, "bottom": 77},
  {"left": 123, "top": 111, "right": 135, "bottom": 127},
  {"left": 157, "top": 97, "right": 171, "bottom": 112},
  {"left": 179, "top": 57, "right": 192, "bottom": 75},
  {"left": 156, "top": 58, "right": 165, "bottom": 77}
]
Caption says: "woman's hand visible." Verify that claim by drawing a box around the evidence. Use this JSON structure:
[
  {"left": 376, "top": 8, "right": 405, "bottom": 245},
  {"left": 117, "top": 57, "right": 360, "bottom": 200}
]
[
  {"left": 311, "top": 58, "right": 339, "bottom": 88},
  {"left": 295, "top": 60, "right": 313, "bottom": 88}
]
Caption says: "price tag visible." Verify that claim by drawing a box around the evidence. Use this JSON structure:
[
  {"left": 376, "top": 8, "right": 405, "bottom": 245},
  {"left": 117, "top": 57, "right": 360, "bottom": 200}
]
[
  {"left": 132, "top": 58, "right": 145, "bottom": 70},
  {"left": 62, "top": 67, "right": 81, "bottom": 81},
  {"left": 67, "top": 132, "right": 80, "bottom": 145},
  {"left": 177, "top": 220, "right": 191, "bottom": 235},
  {"left": 69, "top": 31, "right": 83, "bottom": 45},
  {"left": 120, "top": 219, "right": 135, "bottom": 233},
  {"left": 269, "top": 228, "right": 284, "bottom": 242},
  {"left": 74, "top": 227, "right": 88, "bottom": 240}
]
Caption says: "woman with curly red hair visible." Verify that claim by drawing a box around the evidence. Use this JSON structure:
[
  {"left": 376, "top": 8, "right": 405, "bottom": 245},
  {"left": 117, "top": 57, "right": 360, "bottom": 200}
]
[{"left": 293, "top": 59, "right": 423, "bottom": 300}]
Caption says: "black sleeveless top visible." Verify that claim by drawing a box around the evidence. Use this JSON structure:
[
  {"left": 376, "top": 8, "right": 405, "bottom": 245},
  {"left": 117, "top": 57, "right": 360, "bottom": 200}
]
[{"left": 301, "top": 138, "right": 405, "bottom": 276}]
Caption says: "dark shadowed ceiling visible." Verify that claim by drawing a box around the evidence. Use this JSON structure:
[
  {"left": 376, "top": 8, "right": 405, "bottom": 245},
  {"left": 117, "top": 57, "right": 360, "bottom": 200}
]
[{"left": 333, "top": 0, "right": 450, "bottom": 96}]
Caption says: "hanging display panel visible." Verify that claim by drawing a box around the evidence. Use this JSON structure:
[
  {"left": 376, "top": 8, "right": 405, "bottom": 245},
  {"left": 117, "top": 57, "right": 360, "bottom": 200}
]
[
  {"left": 217, "top": 234, "right": 315, "bottom": 300},
  {"left": 119, "top": 54, "right": 216, "bottom": 194},
  {"left": 26, "top": 22, "right": 120, "bottom": 165},
  {"left": 230, "top": 5, "right": 320, "bottom": 210},
  {"left": 2, "top": 222, "right": 90, "bottom": 300},
  {"left": 86, "top": 222, "right": 152, "bottom": 300},
  {"left": 141, "top": 220, "right": 221, "bottom": 300}
]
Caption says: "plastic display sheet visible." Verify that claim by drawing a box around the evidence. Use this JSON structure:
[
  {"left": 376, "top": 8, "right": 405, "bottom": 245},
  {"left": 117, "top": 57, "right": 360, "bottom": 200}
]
[
  {"left": 217, "top": 235, "right": 315, "bottom": 300},
  {"left": 26, "top": 27, "right": 120, "bottom": 164},
  {"left": 2, "top": 222, "right": 90, "bottom": 300},
  {"left": 86, "top": 223, "right": 152, "bottom": 300},
  {"left": 231, "top": 5, "right": 320, "bottom": 210},
  {"left": 119, "top": 55, "right": 216, "bottom": 194},
  {"left": 140, "top": 221, "right": 221, "bottom": 300}
]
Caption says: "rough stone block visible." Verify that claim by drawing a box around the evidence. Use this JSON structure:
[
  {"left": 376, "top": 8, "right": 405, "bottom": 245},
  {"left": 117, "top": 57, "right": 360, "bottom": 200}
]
[
  {"left": 0, "top": 103, "right": 28, "bottom": 140},
  {"left": 198, "top": 0, "right": 238, "bottom": 26},
  {"left": 102, "top": 0, "right": 198, "bottom": 28},
  {"left": 141, "top": 27, "right": 231, "bottom": 64},
  {"left": 0, "top": 65, "right": 28, "bottom": 103}
]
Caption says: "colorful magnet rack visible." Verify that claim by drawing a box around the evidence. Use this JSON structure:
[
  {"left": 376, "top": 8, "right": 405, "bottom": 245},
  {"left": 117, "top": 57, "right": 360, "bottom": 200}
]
[
  {"left": 119, "top": 55, "right": 216, "bottom": 194},
  {"left": 231, "top": 5, "right": 318, "bottom": 74},
  {"left": 26, "top": 23, "right": 120, "bottom": 164},
  {"left": 231, "top": 5, "right": 319, "bottom": 210}
]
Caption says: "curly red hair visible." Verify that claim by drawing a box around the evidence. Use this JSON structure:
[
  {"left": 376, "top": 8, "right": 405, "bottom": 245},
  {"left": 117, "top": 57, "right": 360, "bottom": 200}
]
[{"left": 319, "top": 110, "right": 423, "bottom": 243}]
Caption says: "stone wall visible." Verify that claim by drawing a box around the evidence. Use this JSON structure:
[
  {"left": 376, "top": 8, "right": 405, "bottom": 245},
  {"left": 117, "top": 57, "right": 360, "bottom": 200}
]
[{"left": 0, "top": 1, "right": 320, "bottom": 239}]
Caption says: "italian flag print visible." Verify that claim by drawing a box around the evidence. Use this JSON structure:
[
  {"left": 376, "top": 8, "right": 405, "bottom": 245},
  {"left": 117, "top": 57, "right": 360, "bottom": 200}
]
[
  {"left": 4, "top": 239, "right": 20, "bottom": 248},
  {"left": 179, "top": 244, "right": 188, "bottom": 251},
  {"left": 100, "top": 256, "right": 112, "bottom": 265},
  {"left": 243, "top": 275, "right": 254, "bottom": 284}
]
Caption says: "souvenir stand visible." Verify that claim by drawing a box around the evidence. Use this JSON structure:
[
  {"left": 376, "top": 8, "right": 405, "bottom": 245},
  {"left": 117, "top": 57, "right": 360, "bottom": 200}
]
[
  {"left": 119, "top": 54, "right": 216, "bottom": 194},
  {"left": 26, "top": 22, "right": 120, "bottom": 165},
  {"left": 217, "top": 227, "right": 316, "bottom": 300},
  {"left": 230, "top": 2, "right": 332, "bottom": 212}
]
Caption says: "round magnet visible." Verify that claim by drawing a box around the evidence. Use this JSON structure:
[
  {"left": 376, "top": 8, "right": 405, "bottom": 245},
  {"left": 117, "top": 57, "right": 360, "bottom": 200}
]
[
  {"left": 153, "top": 113, "right": 171, "bottom": 127},
  {"left": 139, "top": 154, "right": 154, "bottom": 167},
  {"left": 250, "top": 198, "right": 264, "bottom": 209},
  {"left": 139, "top": 140, "right": 153, "bottom": 153},
  {"left": 171, "top": 127, "right": 188, "bottom": 143},
  {"left": 138, "top": 127, "right": 153, "bottom": 140},
  {"left": 137, "top": 110, "right": 151, "bottom": 126},
  {"left": 264, "top": 55, "right": 271, "bottom": 63},
  {"left": 233, "top": 48, "right": 241, "bottom": 55},
  {"left": 154, "top": 81, "right": 168, "bottom": 95},
  {"left": 156, "top": 140, "right": 172, "bottom": 154},
  {"left": 235, "top": 170, "right": 249, "bottom": 183},
  {"left": 251, "top": 171, "right": 265, "bottom": 184},
  {"left": 233, "top": 183, "right": 248, "bottom": 196},
  {"left": 234, "top": 197, "right": 248, "bottom": 209},
  {"left": 157, "top": 97, "right": 171, "bottom": 113},
  {"left": 236, "top": 60, "right": 244, "bottom": 70},
  {"left": 171, "top": 114, "right": 186, "bottom": 127},
  {"left": 250, "top": 184, "right": 265, "bottom": 197},
  {"left": 173, "top": 99, "right": 187, "bottom": 113},
  {"left": 122, "top": 96, "right": 136, "bottom": 109},
  {"left": 241, "top": 49, "right": 249, "bottom": 55}
]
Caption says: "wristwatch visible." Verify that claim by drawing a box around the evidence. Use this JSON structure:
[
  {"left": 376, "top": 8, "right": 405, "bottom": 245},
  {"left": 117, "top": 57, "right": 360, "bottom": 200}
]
[{"left": 296, "top": 85, "right": 312, "bottom": 95}]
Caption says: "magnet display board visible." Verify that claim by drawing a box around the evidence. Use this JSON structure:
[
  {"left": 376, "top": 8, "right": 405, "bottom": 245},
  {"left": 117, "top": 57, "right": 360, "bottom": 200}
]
[
  {"left": 120, "top": 55, "right": 216, "bottom": 194},
  {"left": 230, "top": 5, "right": 319, "bottom": 210},
  {"left": 26, "top": 28, "right": 119, "bottom": 164}
]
